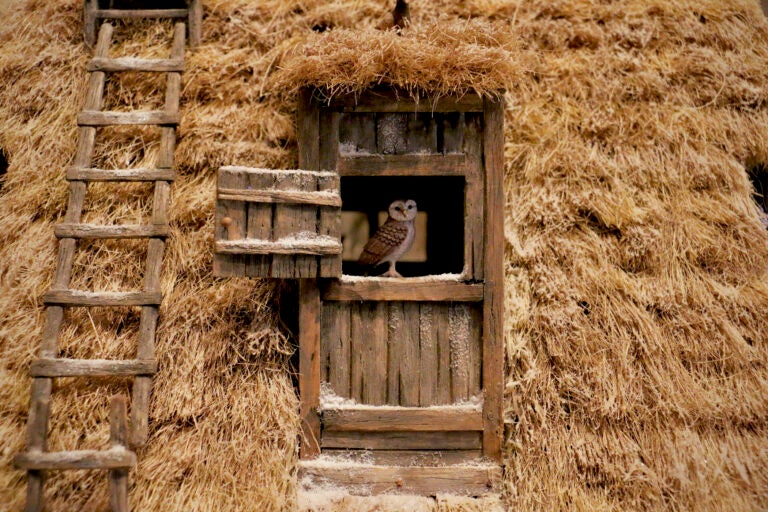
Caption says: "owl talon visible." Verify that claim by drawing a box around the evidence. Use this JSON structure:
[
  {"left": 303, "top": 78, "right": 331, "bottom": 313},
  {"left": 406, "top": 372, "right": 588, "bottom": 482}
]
[{"left": 380, "top": 268, "right": 403, "bottom": 278}]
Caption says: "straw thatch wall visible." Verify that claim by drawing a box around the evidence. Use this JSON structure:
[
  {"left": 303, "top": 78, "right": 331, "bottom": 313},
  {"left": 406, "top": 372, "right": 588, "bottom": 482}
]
[{"left": 2, "top": 0, "right": 768, "bottom": 510}]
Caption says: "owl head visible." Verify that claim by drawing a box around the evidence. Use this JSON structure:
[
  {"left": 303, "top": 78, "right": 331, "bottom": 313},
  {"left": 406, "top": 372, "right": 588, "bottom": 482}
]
[{"left": 388, "top": 199, "right": 417, "bottom": 221}]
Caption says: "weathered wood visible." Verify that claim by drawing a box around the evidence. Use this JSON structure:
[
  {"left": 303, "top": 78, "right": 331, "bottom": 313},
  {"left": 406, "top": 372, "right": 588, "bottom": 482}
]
[
  {"left": 323, "top": 302, "right": 351, "bottom": 397},
  {"left": 327, "top": 88, "right": 485, "bottom": 113},
  {"left": 321, "top": 430, "right": 481, "bottom": 450},
  {"left": 83, "top": 0, "right": 98, "bottom": 47},
  {"left": 54, "top": 223, "right": 168, "bottom": 239},
  {"left": 217, "top": 188, "right": 341, "bottom": 207},
  {"left": 299, "top": 280, "right": 321, "bottom": 459},
  {"left": 14, "top": 449, "right": 137, "bottom": 470},
  {"left": 399, "top": 302, "right": 421, "bottom": 407},
  {"left": 214, "top": 169, "right": 247, "bottom": 276},
  {"left": 245, "top": 171, "right": 274, "bottom": 277},
  {"left": 468, "top": 305, "right": 483, "bottom": 397},
  {"left": 271, "top": 172, "right": 303, "bottom": 277},
  {"left": 109, "top": 397, "right": 129, "bottom": 512},
  {"left": 405, "top": 114, "right": 438, "bottom": 153},
  {"left": 336, "top": 153, "right": 467, "bottom": 176},
  {"left": 320, "top": 449, "right": 483, "bottom": 467},
  {"left": 338, "top": 113, "right": 377, "bottom": 154},
  {"left": 386, "top": 303, "right": 404, "bottom": 405},
  {"left": 322, "top": 280, "right": 483, "bottom": 302},
  {"left": 349, "top": 303, "right": 364, "bottom": 402},
  {"left": 215, "top": 238, "right": 342, "bottom": 256},
  {"left": 464, "top": 113, "right": 485, "bottom": 280},
  {"left": 318, "top": 172, "right": 342, "bottom": 277},
  {"left": 43, "top": 290, "right": 162, "bottom": 307},
  {"left": 322, "top": 408, "right": 483, "bottom": 432},
  {"left": 361, "top": 302, "right": 387, "bottom": 405},
  {"left": 67, "top": 167, "right": 176, "bottom": 182},
  {"left": 448, "top": 304, "right": 471, "bottom": 401},
  {"left": 87, "top": 57, "right": 184, "bottom": 73},
  {"left": 319, "top": 110, "right": 341, "bottom": 170},
  {"left": 482, "top": 98, "right": 505, "bottom": 462},
  {"left": 299, "top": 463, "right": 500, "bottom": 496},
  {"left": 188, "top": 1, "right": 202, "bottom": 47},
  {"left": 377, "top": 114, "right": 407, "bottom": 154},
  {"left": 418, "top": 304, "right": 438, "bottom": 406},
  {"left": 298, "top": 88, "right": 320, "bottom": 170},
  {"left": 435, "top": 307, "right": 452, "bottom": 405},
  {"left": 30, "top": 358, "right": 157, "bottom": 378},
  {"left": 95, "top": 9, "right": 189, "bottom": 19},
  {"left": 77, "top": 110, "right": 180, "bottom": 126},
  {"left": 440, "top": 112, "right": 465, "bottom": 154}
]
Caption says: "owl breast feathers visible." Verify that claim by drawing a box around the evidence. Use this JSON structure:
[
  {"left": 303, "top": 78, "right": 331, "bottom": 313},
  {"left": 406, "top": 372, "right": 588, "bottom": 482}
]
[{"left": 358, "top": 220, "right": 412, "bottom": 266}]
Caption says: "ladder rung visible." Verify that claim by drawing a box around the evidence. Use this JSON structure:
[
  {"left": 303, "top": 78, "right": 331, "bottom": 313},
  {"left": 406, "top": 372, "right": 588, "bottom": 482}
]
[
  {"left": 77, "top": 110, "right": 180, "bottom": 126},
  {"left": 43, "top": 290, "right": 162, "bottom": 307},
  {"left": 55, "top": 223, "right": 169, "bottom": 239},
  {"left": 67, "top": 167, "right": 175, "bottom": 182},
  {"left": 87, "top": 57, "right": 184, "bottom": 73},
  {"left": 30, "top": 358, "right": 157, "bottom": 377},
  {"left": 14, "top": 448, "right": 136, "bottom": 470},
  {"left": 95, "top": 8, "right": 188, "bottom": 19}
]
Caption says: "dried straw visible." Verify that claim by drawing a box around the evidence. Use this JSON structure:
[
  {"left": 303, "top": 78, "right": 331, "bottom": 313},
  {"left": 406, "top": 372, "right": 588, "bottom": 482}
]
[{"left": 1, "top": 0, "right": 768, "bottom": 510}]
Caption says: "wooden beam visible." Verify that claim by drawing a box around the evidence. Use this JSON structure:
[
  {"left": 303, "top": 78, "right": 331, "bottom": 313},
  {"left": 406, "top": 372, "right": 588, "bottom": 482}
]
[
  {"left": 320, "top": 449, "right": 482, "bottom": 467},
  {"left": 326, "top": 88, "right": 485, "bottom": 113},
  {"left": 323, "top": 408, "right": 482, "bottom": 432},
  {"left": 336, "top": 153, "right": 467, "bottom": 176},
  {"left": 30, "top": 358, "right": 157, "bottom": 378},
  {"left": 87, "top": 57, "right": 184, "bottom": 73},
  {"left": 299, "top": 280, "right": 321, "bottom": 459},
  {"left": 321, "top": 431, "right": 481, "bottom": 450},
  {"left": 109, "top": 396, "right": 129, "bottom": 512},
  {"left": 94, "top": 9, "right": 188, "bottom": 19},
  {"left": 188, "top": 1, "right": 202, "bottom": 47},
  {"left": 43, "top": 290, "right": 162, "bottom": 307},
  {"left": 482, "top": 97, "right": 505, "bottom": 462},
  {"left": 14, "top": 449, "right": 136, "bottom": 470},
  {"left": 77, "top": 110, "right": 180, "bottom": 126},
  {"left": 67, "top": 167, "right": 175, "bottom": 181},
  {"left": 322, "top": 280, "right": 483, "bottom": 302},
  {"left": 217, "top": 188, "right": 341, "bottom": 207},
  {"left": 215, "top": 239, "right": 342, "bottom": 256},
  {"left": 299, "top": 464, "right": 500, "bottom": 496},
  {"left": 54, "top": 223, "right": 169, "bottom": 239}
]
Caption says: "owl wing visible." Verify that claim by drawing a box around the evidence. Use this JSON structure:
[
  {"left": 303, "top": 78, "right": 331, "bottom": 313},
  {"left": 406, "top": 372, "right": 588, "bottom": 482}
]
[{"left": 358, "top": 220, "right": 410, "bottom": 266}]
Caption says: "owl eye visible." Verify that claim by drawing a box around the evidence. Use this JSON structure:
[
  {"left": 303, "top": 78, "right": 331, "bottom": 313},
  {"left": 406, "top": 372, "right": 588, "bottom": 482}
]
[{"left": 407, "top": 204, "right": 414, "bottom": 209}]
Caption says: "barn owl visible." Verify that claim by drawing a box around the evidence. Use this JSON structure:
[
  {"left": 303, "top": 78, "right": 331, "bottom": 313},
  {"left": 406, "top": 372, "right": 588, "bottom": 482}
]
[{"left": 358, "top": 199, "right": 417, "bottom": 278}]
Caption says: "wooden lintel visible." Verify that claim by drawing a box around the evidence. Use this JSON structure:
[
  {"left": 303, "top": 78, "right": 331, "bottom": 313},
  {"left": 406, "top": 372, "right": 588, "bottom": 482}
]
[
  {"left": 325, "top": 89, "right": 485, "bottom": 113},
  {"left": 299, "top": 464, "right": 500, "bottom": 496},
  {"left": 323, "top": 408, "right": 482, "bottom": 432},
  {"left": 14, "top": 448, "right": 136, "bottom": 470},
  {"left": 30, "top": 358, "right": 157, "bottom": 378},
  {"left": 322, "top": 280, "right": 483, "bottom": 302},
  {"left": 217, "top": 188, "right": 341, "bottom": 207},
  {"left": 336, "top": 153, "right": 467, "bottom": 176},
  {"left": 87, "top": 57, "right": 184, "bottom": 73},
  {"left": 215, "top": 239, "right": 342, "bottom": 256},
  {"left": 322, "top": 430, "right": 481, "bottom": 450}
]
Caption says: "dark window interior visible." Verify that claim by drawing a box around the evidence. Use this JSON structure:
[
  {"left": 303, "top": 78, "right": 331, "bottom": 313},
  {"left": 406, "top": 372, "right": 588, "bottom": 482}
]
[
  {"left": 0, "top": 149, "right": 7, "bottom": 178},
  {"left": 97, "top": 0, "right": 187, "bottom": 9},
  {"left": 749, "top": 163, "right": 768, "bottom": 216},
  {"left": 341, "top": 176, "right": 464, "bottom": 277}
]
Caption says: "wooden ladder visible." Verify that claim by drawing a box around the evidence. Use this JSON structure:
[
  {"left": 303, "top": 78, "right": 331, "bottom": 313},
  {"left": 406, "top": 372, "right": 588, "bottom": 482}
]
[{"left": 13, "top": 21, "right": 185, "bottom": 512}]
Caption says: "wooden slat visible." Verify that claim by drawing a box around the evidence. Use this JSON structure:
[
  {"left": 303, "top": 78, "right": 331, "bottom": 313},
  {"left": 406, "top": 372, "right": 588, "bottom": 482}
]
[
  {"left": 299, "top": 280, "right": 321, "bottom": 459},
  {"left": 386, "top": 302, "right": 404, "bottom": 405},
  {"left": 14, "top": 449, "right": 136, "bottom": 470},
  {"left": 327, "top": 88, "right": 485, "bottom": 113},
  {"left": 87, "top": 57, "right": 184, "bottom": 73},
  {"left": 188, "top": 0, "right": 202, "bottom": 47},
  {"left": 318, "top": 171, "right": 342, "bottom": 277},
  {"left": 245, "top": 171, "right": 274, "bottom": 277},
  {"left": 323, "top": 302, "right": 351, "bottom": 397},
  {"left": 482, "top": 98, "right": 505, "bottom": 461},
  {"left": 77, "top": 110, "right": 180, "bottom": 126},
  {"left": 217, "top": 189, "right": 341, "bottom": 207},
  {"left": 435, "top": 306, "right": 452, "bottom": 405},
  {"left": 464, "top": 113, "right": 484, "bottom": 280},
  {"left": 55, "top": 223, "right": 169, "bottom": 239},
  {"left": 95, "top": 8, "right": 189, "bottom": 19},
  {"left": 361, "top": 302, "right": 387, "bottom": 405},
  {"left": 321, "top": 431, "right": 481, "bottom": 450},
  {"left": 30, "top": 358, "right": 157, "bottom": 378},
  {"left": 322, "top": 280, "right": 483, "bottom": 302},
  {"left": 215, "top": 238, "right": 342, "bottom": 256},
  {"left": 214, "top": 169, "right": 247, "bottom": 276},
  {"left": 449, "top": 304, "right": 471, "bottom": 401},
  {"left": 400, "top": 302, "right": 421, "bottom": 407},
  {"left": 419, "top": 304, "right": 438, "bottom": 406},
  {"left": 109, "top": 397, "right": 129, "bottom": 512},
  {"left": 336, "top": 153, "right": 467, "bottom": 176},
  {"left": 299, "top": 464, "right": 500, "bottom": 496},
  {"left": 323, "top": 408, "right": 483, "bottom": 432},
  {"left": 349, "top": 303, "right": 364, "bottom": 402},
  {"left": 67, "top": 167, "right": 176, "bottom": 181},
  {"left": 320, "top": 449, "right": 482, "bottom": 467},
  {"left": 271, "top": 172, "right": 302, "bottom": 277},
  {"left": 377, "top": 113, "right": 407, "bottom": 154},
  {"left": 43, "top": 290, "right": 162, "bottom": 307},
  {"left": 338, "top": 113, "right": 377, "bottom": 154}
]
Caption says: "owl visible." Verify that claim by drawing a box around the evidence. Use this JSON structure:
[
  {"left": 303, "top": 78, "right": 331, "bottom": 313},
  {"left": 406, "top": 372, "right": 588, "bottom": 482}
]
[{"left": 358, "top": 199, "right": 417, "bottom": 278}]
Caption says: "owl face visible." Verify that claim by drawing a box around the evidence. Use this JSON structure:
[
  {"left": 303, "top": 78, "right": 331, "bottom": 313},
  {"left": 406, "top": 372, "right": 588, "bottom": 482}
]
[{"left": 388, "top": 199, "right": 417, "bottom": 221}]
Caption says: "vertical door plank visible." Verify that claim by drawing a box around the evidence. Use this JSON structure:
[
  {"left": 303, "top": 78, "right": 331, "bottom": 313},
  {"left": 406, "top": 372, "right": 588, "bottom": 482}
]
[
  {"left": 318, "top": 172, "right": 342, "bottom": 277},
  {"left": 418, "top": 304, "right": 438, "bottom": 406},
  {"left": 295, "top": 173, "right": 319, "bottom": 278},
  {"left": 246, "top": 171, "right": 275, "bottom": 276},
  {"left": 435, "top": 304, "right": 452, "bottom": 405},
  {"left": 271, "top": 172, "right": 302, "bottom": 277},
  {"left": 405, "top": 113, "right": 438, "bottom": 153},
  {"left": 349, "top": 302, "right": 365, "bottom": 402},
  {"left": 362, "top": 302, "right": 388, "bottom": 405},
  {"left": 400, "top": 302, "right": 421, "bottom": 406},
  {"left": 299, "top": 280, "right": 321, "bottom": 459},
  {"left": 325, "top": 302, "right": 351, "bottom": 398},
  {"left": 449, "top": 304, "right": 471, "bottom": 402},
  {"left": 215, "top": 169, "right": 247, "bottom": 276},
  {"left": 386, "top": 302, "right": 404, "bottom": 405},
  {"left": 482, "top": 98, "right": 505, "bottom": 461},
  {"left": 464, "top": 113, "right": 484, "bottom": 280},
  {"left": 339, "top": 113, "right": 377, "bottom": 154}
]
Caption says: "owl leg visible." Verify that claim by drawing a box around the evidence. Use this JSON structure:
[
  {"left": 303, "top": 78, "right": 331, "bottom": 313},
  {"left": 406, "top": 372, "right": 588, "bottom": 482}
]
[{"left": 381, "top": 261, "right": 402, "bottom": 278}]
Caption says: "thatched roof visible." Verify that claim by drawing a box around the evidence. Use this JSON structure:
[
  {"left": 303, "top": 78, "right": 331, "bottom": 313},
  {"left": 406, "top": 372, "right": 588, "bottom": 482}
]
[{"left": 2, "top": 0, "right": 768, "bottom": 510}]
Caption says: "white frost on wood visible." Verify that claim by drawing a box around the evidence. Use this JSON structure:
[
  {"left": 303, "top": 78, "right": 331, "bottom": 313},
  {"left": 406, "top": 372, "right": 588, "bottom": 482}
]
[
  {"left": 449, "top": 304, "right": 471, "bottom": 380},
  {"left": 320, "top": 382, "right": 482, "bottom": 412},
  {"left": 219, "top": 165, "right": 337, "bottom": 178},
  {"left": 339, "top": 273, "right": 464, "bottom": 283},
  {"left": 338, "top": 141, "right": 373, "bottom": 155}
]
